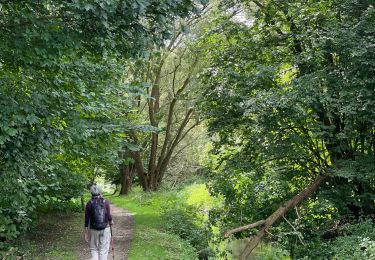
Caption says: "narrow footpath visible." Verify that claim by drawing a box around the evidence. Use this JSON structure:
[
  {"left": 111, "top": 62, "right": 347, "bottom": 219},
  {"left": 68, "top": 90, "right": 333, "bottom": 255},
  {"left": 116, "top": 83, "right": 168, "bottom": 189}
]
[{"left": 77, "top": 204, "right": 134, "bottom": 260}]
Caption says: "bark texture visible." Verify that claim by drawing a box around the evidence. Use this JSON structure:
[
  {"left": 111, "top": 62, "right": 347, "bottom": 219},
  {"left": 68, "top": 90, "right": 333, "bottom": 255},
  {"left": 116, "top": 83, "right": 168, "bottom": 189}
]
[{"left": 119, "top": 164, "right": 133, "bottom": 195}]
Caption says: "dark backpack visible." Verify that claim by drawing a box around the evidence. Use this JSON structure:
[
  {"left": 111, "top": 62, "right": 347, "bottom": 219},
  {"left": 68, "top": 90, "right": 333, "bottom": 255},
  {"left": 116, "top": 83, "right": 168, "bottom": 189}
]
[{"left": 90, "top": 198, "right": 108, "bottom": 230}]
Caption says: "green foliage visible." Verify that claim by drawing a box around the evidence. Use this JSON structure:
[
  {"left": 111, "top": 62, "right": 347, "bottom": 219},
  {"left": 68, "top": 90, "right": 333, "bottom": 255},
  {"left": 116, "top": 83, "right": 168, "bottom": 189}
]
[
  {"left": 109, "top": 183, "right": 222, "bottom": 259},
  {"left": 109, "top": 187, "right": 199, "bottom": 259},
  {"left": 227, "top": 240, "right": 290, "bottom": 260},
  {"left": 181, "top": 183, "right": 222, "bottom": 212},
  {"left": 295, "top": 219, "right": 375, "bottom": 259},
  {"left": 0, "top": 51, "right": 127, "bottom": 253},
  {"left": 323, "top": 157, "right": 375, "bottom": 216},
  {"left": 122, "top": 9, "right": 211, "bottom": 191},
  {"left": 162, "top": 207, "right": 214, "bottom": 259},
  {"left": 161, "top": 184, "right": 221, "bottom": 259},
  {"left": 0, "top": 0, "right": 204, "bottom": 254},
  {"left": 252, "top": 244, "right": 290, "bottom": 260},
  {"left": 197, "top": 0, "right": 375, "bottom": 257},
  {"left": 131, "top": 228, "right": 199, "bottom": 260}
]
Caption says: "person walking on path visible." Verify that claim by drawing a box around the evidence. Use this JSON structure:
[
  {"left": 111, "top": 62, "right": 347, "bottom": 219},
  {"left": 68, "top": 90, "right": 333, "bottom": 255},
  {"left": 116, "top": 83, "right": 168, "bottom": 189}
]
[{"left": 84, "top": 184, "right": 114, "bottom": 260}]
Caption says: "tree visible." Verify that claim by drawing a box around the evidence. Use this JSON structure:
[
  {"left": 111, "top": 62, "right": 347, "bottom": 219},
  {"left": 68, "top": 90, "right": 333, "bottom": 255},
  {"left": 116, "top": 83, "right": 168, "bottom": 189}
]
[
  {"left": 126, "top": 7, "right": 211, "bottom": 191},
  {"left": 199, "top": 0, "right": 375, "bottom": 258},
  {"left": 0, "top": 0, "right": 203, "bottom": 254}
]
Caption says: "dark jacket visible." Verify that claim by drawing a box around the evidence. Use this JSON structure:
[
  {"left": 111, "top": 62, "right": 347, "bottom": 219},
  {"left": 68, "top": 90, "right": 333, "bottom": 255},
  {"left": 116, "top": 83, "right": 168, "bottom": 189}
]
[{"left": 84, "top": 196, "right": 112, "bottom": 229}]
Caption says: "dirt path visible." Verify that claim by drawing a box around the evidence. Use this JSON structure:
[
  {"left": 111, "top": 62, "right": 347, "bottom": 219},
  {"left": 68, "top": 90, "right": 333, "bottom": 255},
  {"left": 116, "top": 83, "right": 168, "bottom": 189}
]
[{"left": 77, "top": 204, "right": 135, "bottom": 260}]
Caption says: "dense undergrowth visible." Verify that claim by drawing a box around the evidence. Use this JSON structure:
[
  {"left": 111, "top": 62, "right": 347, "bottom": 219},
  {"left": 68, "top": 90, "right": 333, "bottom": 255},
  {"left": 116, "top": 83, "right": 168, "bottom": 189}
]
[
  {"left": 110, "top": 181, "right": 292, "bottom": 259},
  {"left": 108, "top": 184, "right": 212, "bottom": 259},
  {"left": 114, "top": 181, "right": 375, "bottom": 259},
  {"left": 13, "top": 180, "right": 375, "bottom": 259}
]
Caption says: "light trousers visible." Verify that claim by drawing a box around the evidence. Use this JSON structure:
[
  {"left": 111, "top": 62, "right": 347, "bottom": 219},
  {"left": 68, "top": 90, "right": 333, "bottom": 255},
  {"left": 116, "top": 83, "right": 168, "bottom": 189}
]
[{"left": 89, "top": 227, "right": 111, "bottom": 260}]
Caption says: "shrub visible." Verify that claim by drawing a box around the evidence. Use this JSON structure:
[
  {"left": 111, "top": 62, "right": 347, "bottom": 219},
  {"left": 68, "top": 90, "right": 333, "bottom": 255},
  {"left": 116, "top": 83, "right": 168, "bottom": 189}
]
[
  {"left": 162, "top": 206, "right": 214, "bottom": 259},
  {"left": 160, "top": 183, "right": 222, "bottom": 259},
  {"left": 294, "top": 219, "right": 375, "bottom": 259}
]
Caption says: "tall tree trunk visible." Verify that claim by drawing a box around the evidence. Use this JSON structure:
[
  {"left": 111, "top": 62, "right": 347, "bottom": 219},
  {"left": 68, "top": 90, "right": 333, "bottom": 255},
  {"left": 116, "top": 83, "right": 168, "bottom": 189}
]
[
  {"left": 148, "top": 58, "right": 163, "bottom": 188},
  {"left": 131, "top": 150, "right": 149, "bottom": 191},
  {"left": 239, "top": 175, "right": 328, "bottom": 259},
  {"left": 119, "top": 164, "right": 132, "bottom": 195},
  {"left": 127, "top": 30, "right": 202, "bottom": 191},
  {"left": 154, "top": 58, "right": 199, "bottom": 187},
  {"left": 156, "top": 108, "right": 194, "bottom": 184}
]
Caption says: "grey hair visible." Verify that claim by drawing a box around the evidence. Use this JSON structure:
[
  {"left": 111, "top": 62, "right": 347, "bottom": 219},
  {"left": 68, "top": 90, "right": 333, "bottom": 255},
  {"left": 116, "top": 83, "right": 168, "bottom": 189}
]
[{"left": 90, "top": 185, "right": 102, "bottom": 196}]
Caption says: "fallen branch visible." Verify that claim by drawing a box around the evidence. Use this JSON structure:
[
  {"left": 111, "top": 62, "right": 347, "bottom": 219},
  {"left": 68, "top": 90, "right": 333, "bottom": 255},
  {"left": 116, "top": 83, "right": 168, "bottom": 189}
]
[
  {"left": 224, "top": 220, "right": 266, "bottom": 237},
  {"left": 239, "top": 174, "right": 328, "bottom": 260}
]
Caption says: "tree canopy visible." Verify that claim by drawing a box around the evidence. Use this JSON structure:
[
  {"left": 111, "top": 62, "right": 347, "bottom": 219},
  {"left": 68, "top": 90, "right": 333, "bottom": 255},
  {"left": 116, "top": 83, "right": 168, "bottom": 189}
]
[
  {"left": 0, "top": 0, "right": 203, "bottom": 253},
  {"left": 199, "top": 0, "right": 375, "bottom": 258},
  {"left": 1, "top": 0, "right": 374, "bottom": 258}
]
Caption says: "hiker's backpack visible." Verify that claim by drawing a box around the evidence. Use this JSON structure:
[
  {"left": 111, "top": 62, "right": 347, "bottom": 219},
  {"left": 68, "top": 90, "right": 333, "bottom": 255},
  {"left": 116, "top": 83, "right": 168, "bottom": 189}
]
[{"left": 90, "top": 198, "right": 108, "bottom": 230}]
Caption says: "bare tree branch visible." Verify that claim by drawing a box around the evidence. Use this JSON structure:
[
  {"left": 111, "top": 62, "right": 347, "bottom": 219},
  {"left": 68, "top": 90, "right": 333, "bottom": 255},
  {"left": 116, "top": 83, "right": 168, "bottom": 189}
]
[
  {"left": 225, "top": 220, "right": 266, "bottom": 237},
  {"left": 282, "top": 216, "right": 305, "bottom": 245}
]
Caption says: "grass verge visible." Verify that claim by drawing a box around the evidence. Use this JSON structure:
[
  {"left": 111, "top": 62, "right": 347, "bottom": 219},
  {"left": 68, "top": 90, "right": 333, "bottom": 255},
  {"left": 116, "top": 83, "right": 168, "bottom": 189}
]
[{"left": 107, "top": 187, "right": 199, "bottom": 260}]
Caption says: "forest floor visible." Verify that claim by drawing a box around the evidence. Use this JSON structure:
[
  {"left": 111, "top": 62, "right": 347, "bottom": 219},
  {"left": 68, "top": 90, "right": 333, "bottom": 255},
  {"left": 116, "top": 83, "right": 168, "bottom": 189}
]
[{"left": 25, "top": 203, "right": 134, "bottom": 260}]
